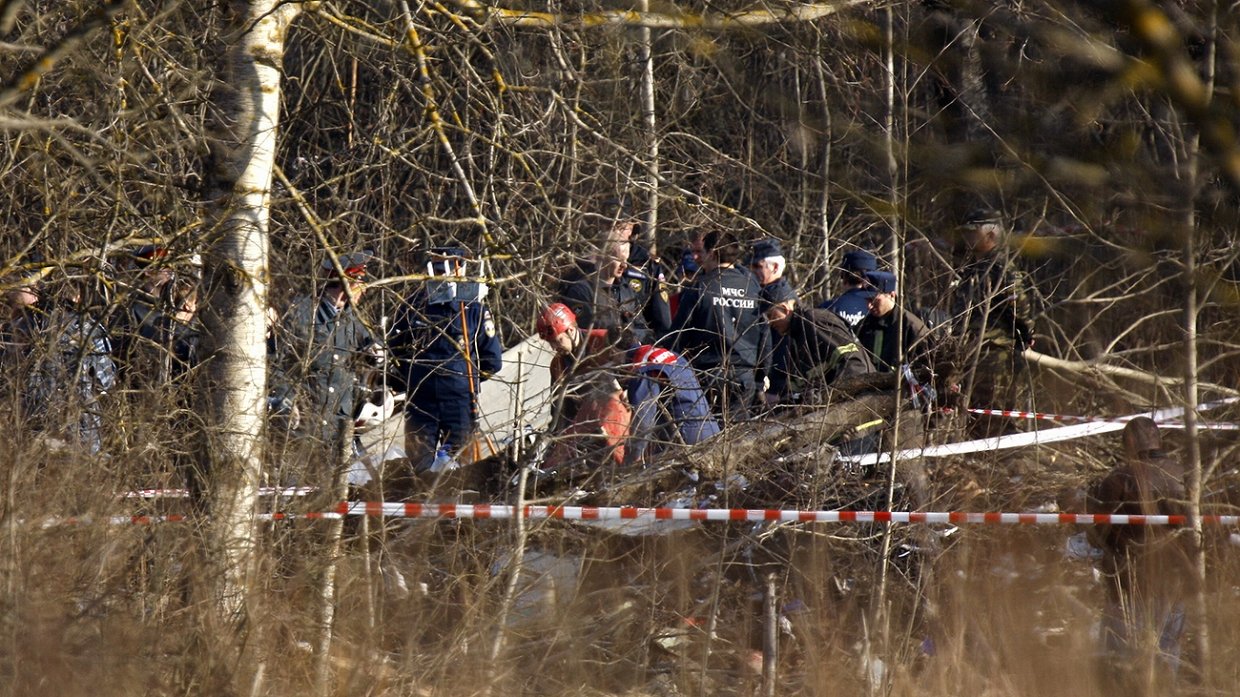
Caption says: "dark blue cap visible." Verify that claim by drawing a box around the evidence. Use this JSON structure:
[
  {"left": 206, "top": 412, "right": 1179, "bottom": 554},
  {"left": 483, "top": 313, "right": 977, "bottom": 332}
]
[
  {"left": 842, "top": 251, "right": 877, "bottom": 273},
  {"left": 962, "top": 209, "right": 1003, "bottom": 227},
  {"left": 864, "top": 270, "right": 897, "bottom": 294},
  {"left": 750, "top": 238, "right": 784, "bottom": 262}
]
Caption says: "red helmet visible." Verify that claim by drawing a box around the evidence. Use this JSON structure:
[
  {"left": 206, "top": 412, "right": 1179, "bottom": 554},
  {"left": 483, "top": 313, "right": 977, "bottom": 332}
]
[{"left": 537, "top": 303, "right": 577, "bottom": 342}]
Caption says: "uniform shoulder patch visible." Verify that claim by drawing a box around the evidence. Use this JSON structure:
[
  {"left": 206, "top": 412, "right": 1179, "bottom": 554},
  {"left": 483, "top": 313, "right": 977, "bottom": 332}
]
[
  {"left": 628, "top": 278, "right": 644, "bottom": 293},
  {"left": 483, "top": 309, "right": 497, "bottom": 338}
]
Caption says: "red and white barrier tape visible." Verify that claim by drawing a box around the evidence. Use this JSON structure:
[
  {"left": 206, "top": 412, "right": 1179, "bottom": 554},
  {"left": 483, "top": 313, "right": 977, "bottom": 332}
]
[
  {"left": 966, "top": 408, "right": 1240, "bottom": 430},
  {"left": 328, "top": 502, "right": 1240, "bottom": 526},
  {"left": 39, "top": 503, "right": 1240, "bottom": 527},
  {"left": 121, "top": 487, "right": 317, "bottom": 499}
]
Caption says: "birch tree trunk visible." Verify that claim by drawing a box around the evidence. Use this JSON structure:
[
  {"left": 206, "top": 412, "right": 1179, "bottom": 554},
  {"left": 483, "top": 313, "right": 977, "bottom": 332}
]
[
  {"left": 196, "top": 0, "right": 303, "bottom": 636},
  {"left": 1183, "top": 3, "right": 1218, "bottom": 683},
  {"left": 637, "top": 0, "right": 659, "bottom": 253}
]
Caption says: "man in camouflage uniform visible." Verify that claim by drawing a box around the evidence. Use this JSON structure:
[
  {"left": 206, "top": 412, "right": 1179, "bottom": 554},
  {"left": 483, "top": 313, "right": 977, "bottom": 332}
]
[
  {"left": 948, "top": 210, "right": 1034, "bottom": 437},
  {"left": 1087, "top": 417, "right": 1191, "bottom": 690},
  {"left": 278, "top": 252, "right": 380, "bottom": 478},
  {"left": 14, "top": 274, "right": 117, "bottom": 455}
]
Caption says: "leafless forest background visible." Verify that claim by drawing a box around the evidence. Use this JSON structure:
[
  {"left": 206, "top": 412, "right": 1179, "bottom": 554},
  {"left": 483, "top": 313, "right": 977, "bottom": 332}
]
[{"left": 2, "top": 0, "right": 1240, "bottom": 695}]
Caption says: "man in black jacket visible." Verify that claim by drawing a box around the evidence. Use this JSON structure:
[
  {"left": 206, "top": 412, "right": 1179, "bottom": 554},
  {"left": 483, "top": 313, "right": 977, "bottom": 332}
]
[
  {"left": 558, "top": 200, "right": 670, "bottom": 344},
  {"left": 628, "top": 238, "right": 672, "bottom": 339},
  {"left": 763, "top": 281, "right": 873, "bottom": 403},
  {"left": 750, "top": 238, "right": 794, "bottom": 399},
  {"left": 856, "top": 270, "right": 936, "bottom": 375},
  {"left": 820, "top": 250, "right": 879, "bottom": 329},
  {"left": 669, "top": 228, "right": 769, "bottom": 420}
]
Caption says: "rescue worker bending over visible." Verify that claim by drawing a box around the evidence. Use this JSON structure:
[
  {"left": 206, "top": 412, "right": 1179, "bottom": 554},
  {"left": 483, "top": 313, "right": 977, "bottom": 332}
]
[
  {"left": 537, "top": 302, "right": 614, "bottom": 423},
  {"left": 537, "top": 303, "right": 630, "bottom": 475},
  {"left": 762, "top": 280, "right": 873, "bottom": 404},
  {"left": 623, "top": 343, "right": 720, "bottom": 464},
  {"left": 669, "top": 227, "right": 770, "bottom": 421},
  {"left": 388, "top": 247, "right": 502, "bottom": 471},
  {"left": 541, "top": 372, "right": 632, "bottom": 478},
  {"left": 539, "top": 302, "right": 613, "bottom": 385},
  {"left": 538, "top": 304, "right": 719, "bottom": 469}
]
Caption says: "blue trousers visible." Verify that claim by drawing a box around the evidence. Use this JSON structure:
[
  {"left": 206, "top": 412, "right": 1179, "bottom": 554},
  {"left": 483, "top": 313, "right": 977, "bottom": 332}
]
[{"left": 404, "top": 387, "right": 477, "bottom": 470}]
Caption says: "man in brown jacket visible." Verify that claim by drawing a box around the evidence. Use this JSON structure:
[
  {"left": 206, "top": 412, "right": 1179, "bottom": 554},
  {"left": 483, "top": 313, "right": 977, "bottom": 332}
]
[{"left": 1087, "top": 417, "right": 1193, "bottom": 693}]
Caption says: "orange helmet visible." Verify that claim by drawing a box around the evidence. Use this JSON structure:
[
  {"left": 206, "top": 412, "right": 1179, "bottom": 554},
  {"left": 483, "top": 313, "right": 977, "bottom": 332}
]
[{"left": 537, "top": 303, "right": 577, "bottom": 342}]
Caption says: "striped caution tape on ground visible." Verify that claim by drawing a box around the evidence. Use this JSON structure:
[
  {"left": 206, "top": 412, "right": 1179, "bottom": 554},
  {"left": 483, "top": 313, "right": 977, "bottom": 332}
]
[
  {"left": 37, "top": 503, "right": 1240, "bottom": 527},
  {"left": 329, "top": 502, "right": 1240, "bottom": 526}
]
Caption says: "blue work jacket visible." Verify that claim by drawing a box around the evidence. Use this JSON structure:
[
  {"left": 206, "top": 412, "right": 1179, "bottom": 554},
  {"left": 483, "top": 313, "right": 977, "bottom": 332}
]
[
  {"left": 388, "top": 291, "right": 503, "bottom": 406},
  {"left": 624, "top": 345, "right": 720, "bottom": 463}
]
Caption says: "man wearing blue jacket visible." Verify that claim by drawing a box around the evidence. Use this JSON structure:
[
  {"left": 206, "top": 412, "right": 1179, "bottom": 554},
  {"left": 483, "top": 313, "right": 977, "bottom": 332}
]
[
  {"left": 623, "top": 343, "right": 720, "bottom": 464},
  {"left": 388, "top": 246, "right": 503, "bottom": 470},
  {"left": 820, "top": 250, "right": 878, "bottom": 328}
]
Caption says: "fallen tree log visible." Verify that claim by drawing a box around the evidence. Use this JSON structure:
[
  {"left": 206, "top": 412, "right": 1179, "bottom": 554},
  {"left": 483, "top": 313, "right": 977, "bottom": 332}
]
[
  {"left": 588, "top": 389, "right": 933, "bottom": 508},
  {"left": 1023, "top": 348, "right": 1240, "bottom": 399}
]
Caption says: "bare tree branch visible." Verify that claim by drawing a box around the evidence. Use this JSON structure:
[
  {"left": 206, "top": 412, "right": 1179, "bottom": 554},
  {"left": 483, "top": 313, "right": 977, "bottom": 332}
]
[{"left": 0, "top": 0, "right": 131, "bottom": 109}]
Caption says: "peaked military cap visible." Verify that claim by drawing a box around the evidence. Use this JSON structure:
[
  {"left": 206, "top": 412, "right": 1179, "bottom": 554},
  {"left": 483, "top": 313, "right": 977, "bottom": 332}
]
[
  {"left": 841, "top": 250, "right": 877, "bottom": 273},
  {"left": 864, "top": 270, "right": 897, "bottom": 294},
  {"left": 750, "top": 238, "right": 784, "bottom": 262},
  {"left": 321, "top": 250, "right": 374, "bottom": 280}
]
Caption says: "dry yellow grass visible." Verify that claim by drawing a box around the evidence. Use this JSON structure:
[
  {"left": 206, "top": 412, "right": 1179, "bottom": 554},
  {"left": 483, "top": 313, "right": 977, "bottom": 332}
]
[{"left": 4, "top": 418, "right": 1240, "bottom": 697}]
